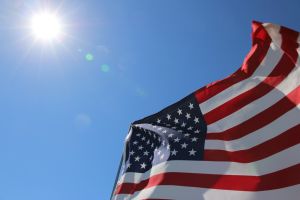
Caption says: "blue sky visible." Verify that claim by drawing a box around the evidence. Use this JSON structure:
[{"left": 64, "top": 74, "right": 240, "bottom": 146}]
[{"left": 0, "top": 0, "right": 299, "bottom": 199}]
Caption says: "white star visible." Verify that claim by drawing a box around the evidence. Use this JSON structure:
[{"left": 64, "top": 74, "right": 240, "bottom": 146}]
[
  {"left": 178, "top": 130, "right": 183, "bottom": 133},
  {"left": 168, "top": 133, "right": 174, "bottom": 138},
  {"left": 166, "top": 114, "right": 171, "bottom": 120},
  {"left": 129, "top": 150, "right": 135, "bottom": 156},
  {"left": 174, "top": 137, "right": 180, "bottom": 142},
  {"left": 181, "top": 142, "right": 188, "bottom": 149},
  {"left": 171, "top": 149, "right": 178, "bottom": 156},
  {"left": 174, "top": 118, "right": 179, "bottom": 124},
  {"left": 140, "top": 162, "right": 147, "bottom": 169},
  {"left": 167, "top": 144, "right": 170, "bottom": 150},
  {"left": 158, "top": 127, "right": 162, "bottom": 131},
  {"left": 127, "top": 163, "right": 131, "bottom": 168},
  {"left": 162, "top": 130, "right": 167, "bottom": 134},
  {"left": 188, "top": 103, "right": 194, "bottom": 110},
  {"left": 194, "top": 117, "right": 199, "bottom": 123},
  {"left": 189, "top": 149, "right": 196, "bottom": 156},
  {"left": 133, "top": 141, "right": 138, "bottom": 145},
  {"left": 160, "top": 154, "right": 165, "bottom": 160},
  {"left": 184, "top": 133, "right": 190, "bottom": 137},
  {"left": 151, "top": 143, "right": 154, "bottom": 148},
  {"left": 135, "top": 156, "right": 140, "bottom": 162},
  {"left": 194, "top": 129, "right": 200, "bottom": 134},
  {"left": 141, "top": 136, "right": 146, "bottom": 141},
  {"left": 187, "top": 126, "right": 193, "bottom": 130},
  {"left": 146, "top": 140, "right": 150, "bottom": 144},
  {"left": 144, "top": 151, "right": 149, "bottom": 156},
  {"left": 185, "top": 113, "right": 191, "bottom": 119},
  {"left": 191, "top": 137, "right": 198, "bottom": 142},
  {"left": 177, "top": 109, "right": 183, "bottom": 115},
  {"left": 181, "top": 122, "right": 186, "bottom": 127},
  {"left": 138, "top": 145, "right": 144, "bottom": 150},
  {"left": 157, "top": 118, "right": 161, "bottom": 124},
  {"left": 136, "top": 133, "right": 141, "bottom": 137},
  {"left": 157, "top": 150, "right": 161, "bottom": 155}
]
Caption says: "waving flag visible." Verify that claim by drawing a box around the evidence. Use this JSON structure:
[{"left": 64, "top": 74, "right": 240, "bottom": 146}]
[{"left": 112, "top": 21, "right": 300, "bottom": 200}]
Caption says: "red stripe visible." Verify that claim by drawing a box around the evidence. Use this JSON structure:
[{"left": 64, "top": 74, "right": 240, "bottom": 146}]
[
  {"left": 195, "top": 21, "right": 271, "bottom": 104},
  {"left": 203, "top": 28, "right": 299, "bottom": 125},
  {"left": 204, "top": 123, "right": 300, "bottom": 163},
  {"left": 206, "top": 84, "right": 300, "bottom": 141},
  {"left": 115, "top": 163, "right": 300, "bottom": 195},
  {"left": 280, "top": 26, "right": 299, "bottom": 63}
]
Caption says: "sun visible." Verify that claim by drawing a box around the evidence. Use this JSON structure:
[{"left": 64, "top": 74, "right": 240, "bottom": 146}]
[{"left": 30, "top": 11, "right": 63, "bottom": 41}]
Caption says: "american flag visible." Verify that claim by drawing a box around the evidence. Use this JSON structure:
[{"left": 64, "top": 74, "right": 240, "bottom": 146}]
[{"left": 112, "top": 21, "right": 300, "bottom": 200}]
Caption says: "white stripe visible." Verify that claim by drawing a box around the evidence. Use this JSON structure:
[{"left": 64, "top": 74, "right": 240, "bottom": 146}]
[
  {"left": 262, "top": 23, "right": 282, "bottom": 49},
  {"left": 114, "top": 184, "right": 300, "bottom": 200},
  {"left": 205, "top": 105, "right": 300, "bottom": 151},
  {"left": 200, "top": 24, "right": 282, "bottom": 115},
  {"left": 117, "top": 144, "right": 300, "bottom": 184},
  {"left": 200, "top": 41, "right": 282, "bottom": 114},
  {"left": 207, "top": 55, "right": 300, "bottom": 133},
  {"left": 113, "top": 194, "right": 131, "bottom": 200}
]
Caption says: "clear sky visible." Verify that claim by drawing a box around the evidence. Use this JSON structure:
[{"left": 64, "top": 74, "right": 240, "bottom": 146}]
[{"left": 0, "top": 0, "right": 299, "bottom": 199}]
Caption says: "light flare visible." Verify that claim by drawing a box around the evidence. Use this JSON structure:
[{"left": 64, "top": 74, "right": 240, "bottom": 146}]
[{"left": 30, "top": 11, "right": 63, "bottom": 41}]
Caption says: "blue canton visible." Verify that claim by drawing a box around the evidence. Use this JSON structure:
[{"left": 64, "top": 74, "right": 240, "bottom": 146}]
[{"left": 122, "top": 94, "right": 207, "bottom": 173}]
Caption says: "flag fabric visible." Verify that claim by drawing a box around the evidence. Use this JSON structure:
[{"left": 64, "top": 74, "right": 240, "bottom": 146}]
[{"left": 112, "top": 21, "right": 300, "bottom": 200}]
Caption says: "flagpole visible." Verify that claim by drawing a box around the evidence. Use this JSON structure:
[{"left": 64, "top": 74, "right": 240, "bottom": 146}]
[{"left": 110, "top": 154, "right": 123, "bottom": 200}]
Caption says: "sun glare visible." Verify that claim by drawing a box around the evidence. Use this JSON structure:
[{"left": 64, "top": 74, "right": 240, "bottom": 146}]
[{"left": 30, "top": 11, "right": 63, "bottom": 41}]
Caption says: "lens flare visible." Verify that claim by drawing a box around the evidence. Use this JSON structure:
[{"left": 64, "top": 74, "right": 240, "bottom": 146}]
[
  {"left": 85, "top": 53, "right": 94, "bottom": 61},
  {"left": 101, "top": 64, "right": 110, "bottom": 72}
]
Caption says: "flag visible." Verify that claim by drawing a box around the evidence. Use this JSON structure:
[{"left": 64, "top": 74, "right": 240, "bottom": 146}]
[{"left": 112, "top": 21, "right": 300, "bottom": 200}]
